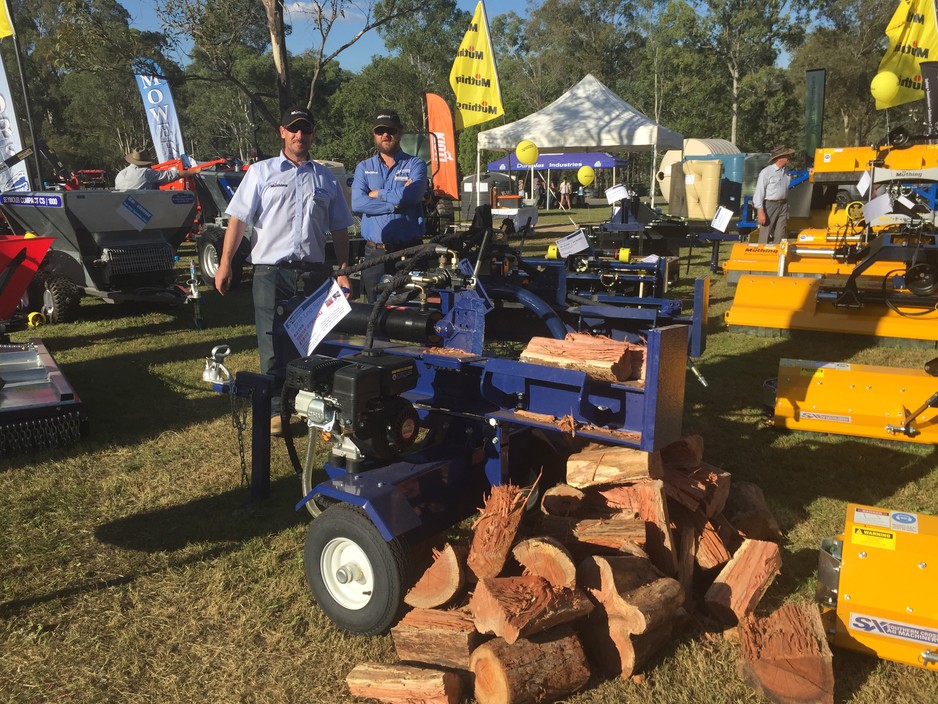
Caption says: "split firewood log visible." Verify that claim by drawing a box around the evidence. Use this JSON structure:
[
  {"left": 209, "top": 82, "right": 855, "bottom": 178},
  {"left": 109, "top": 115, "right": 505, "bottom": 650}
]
[
  {"left": 468, "top": 575, "right": 594, "bottom": 644},
  {"left": 468, "top": 484, "right": 527, "bottom": 580},
  {"left": 346, "top": 662, "right": 462, "bottom": 704},
  {"left": 592, "top": 480, "right": 677, "bottom": 576},
  {"left": 469, "top": 626, "right": 591, "bottom": 704},
  {"left": 405, "top": 542, "right": 468, "bottom": 609},
  {"left": 737, "top": 602, "right": 834, "bottom": 704},
  {"left": 541, "top": 483, "right": 586, "bottom": 516},
  {"left": 566, "top": 443, "right": 664, "bottom": 487},
  {"left": 660, "top": 433, "right": 705, "bottom": 470},
  {"left": 391, "top": 606, "right": 484, "bottom": 671},
  {"left": 724, "top": 481, "right": 784, "bottom": 541},
  {"left": 705, "top": 539, "right": 782, "bottom": 626},
  {"left": 519, "top": 333, "right": 645, "bottom": 383},
  {"left": 579, "top": 611, "right": 674, "bottom": 679},
  {"left": 511, "top": 536, "right": 577, "bottom": 589},
  {"left": 540, "top": 513, "right": 646, "bottom": 555}
]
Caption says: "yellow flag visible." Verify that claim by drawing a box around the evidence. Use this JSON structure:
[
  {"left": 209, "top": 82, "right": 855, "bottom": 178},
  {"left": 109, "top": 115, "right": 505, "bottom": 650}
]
[
  {"left": 449, "top": 1, "right": 503, "bottom": 130},
  {"left": 877, "top": 0, "right": 938, "bottom": 108},
  {"left": 0, "top": 0, "right": 13, "bottom": 38}
]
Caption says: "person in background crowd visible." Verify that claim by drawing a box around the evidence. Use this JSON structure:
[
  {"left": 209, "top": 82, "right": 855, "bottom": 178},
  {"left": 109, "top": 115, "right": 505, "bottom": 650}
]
[
  {"left": 114, "top": 148, "right": 205, "bottom": 189},
  {"left": 213, "top": 106, "right": 353, "bottom": 437},
  {"left": 752, "top": 145, "right": 796, "bottom": 244},
  {"left": 559, "top": 176, "right": 573, "bottom": 209},
  {"left": 352, "top": 109, "right": 427, "bottom": 302}
]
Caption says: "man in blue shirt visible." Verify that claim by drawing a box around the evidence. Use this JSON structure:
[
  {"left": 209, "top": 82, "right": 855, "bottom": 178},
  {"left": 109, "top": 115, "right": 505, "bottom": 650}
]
[
  {"left": 352, "top": 110, "right": 427, "bottom": 302},
  {"left": 215, "top": 106, "right": 353, "bottom": 436},
  {"left": 752, "top": 145, "right": 795, "bottom": 244}
]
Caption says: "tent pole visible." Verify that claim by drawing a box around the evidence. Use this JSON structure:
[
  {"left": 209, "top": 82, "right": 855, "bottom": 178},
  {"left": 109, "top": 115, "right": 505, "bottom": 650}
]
[
  {"left": 547, "top": 168, "right": 551, "bottom": 210},
  {"left": 650, "top": 144, "right": 657, "bottom": 209},
  {"left": 475, "top": 145, "right": 481, "bottom": 212}
]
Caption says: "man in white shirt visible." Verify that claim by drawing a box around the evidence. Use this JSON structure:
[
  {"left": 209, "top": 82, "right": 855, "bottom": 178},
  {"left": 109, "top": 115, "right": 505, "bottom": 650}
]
[
  {"left": 214, "top": 106, "right": 353, "bottom": 435},
  {"left": 752, "top": 145, "right": 796, "bottom": 244}
]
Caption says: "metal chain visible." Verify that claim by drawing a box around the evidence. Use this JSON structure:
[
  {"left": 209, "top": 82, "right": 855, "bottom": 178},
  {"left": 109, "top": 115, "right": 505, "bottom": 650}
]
[{"left": 228, "top": 382, "right": 251, "bottom": 486}]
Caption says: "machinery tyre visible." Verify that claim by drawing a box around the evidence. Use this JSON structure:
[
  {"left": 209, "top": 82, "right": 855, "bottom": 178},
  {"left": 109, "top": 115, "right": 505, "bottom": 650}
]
[
  {"left": 304, "top": 504, "right": 408, "bottom": 635},
  {"left": 198, "top": 226, "right": 245, "bottom": 290},
  {"left": 40, "top": 276, "right": 81, "bottom": 324}
]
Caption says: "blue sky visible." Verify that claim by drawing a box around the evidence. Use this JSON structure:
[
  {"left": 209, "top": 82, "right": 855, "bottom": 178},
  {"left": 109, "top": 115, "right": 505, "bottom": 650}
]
[{"left": 121, "top": 0, "right": 529, "bottom": 73}]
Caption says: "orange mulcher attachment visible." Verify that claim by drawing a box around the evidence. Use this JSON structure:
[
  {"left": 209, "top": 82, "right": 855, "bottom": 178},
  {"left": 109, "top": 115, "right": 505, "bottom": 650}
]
[{"left": 153, "top": 157, "right": 227, "bottom": 237}]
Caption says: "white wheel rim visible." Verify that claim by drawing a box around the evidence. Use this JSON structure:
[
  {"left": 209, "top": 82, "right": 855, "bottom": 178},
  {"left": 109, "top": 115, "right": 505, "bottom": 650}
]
[
  {"left": 320, "top": 537, "right": 374, "bottom": 610},
  {"left": 203, "top": 244, "right": 220, "bottom": 277}
]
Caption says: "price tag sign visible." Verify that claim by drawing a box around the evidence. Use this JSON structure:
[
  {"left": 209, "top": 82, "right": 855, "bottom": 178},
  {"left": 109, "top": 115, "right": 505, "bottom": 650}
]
[
  {"left": 711, "top": 206, "right": 733, "bottom": 233},
  {"left": 555, "top": 229, "right": 590, "bottom": 258},
  {"left": 284, "top": 279, "right": 351, "bottom": 356}
]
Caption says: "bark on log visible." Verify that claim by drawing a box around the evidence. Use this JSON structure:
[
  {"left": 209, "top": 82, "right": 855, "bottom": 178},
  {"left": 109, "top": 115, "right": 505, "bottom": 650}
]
[
  {"left": 676, "top": 523, "right": 697, "bottom": 603},
  {"left": 511, "top": 536, "right": 577, "bottom": 589},
  {"left": 660, "top": 433, "right": 705, "bottom": 470},
  {"left": 469, "top": 626, "right": 591, "bottom": 704},
  {"left": 593, "top": 480, "right": 677, "bottom": 576},
  {"left": 725, "top": 481, "right": 784, "bottom": 541},
  {"left": 566, "top": 443, "right": 664, "bottom": 487},
  {"left": 346, "top": 662, "right": 462, "bottom": 704},
  {"left": 540, "top": 513, "right": 646, "bottom": 553},
  {"left": 705, "top": 539, "right": 782, "bottom": 626},
  {"left": 405, "top": 542, "right": 468, "bottom": 609},
  {"left": 691, "top": 463, "right": 732, "bottom": 519},
  {"left": 579, "top": 612, "right": 674, "bottom": 679},
  {"left": 577, "top": 554, "right": 683, "bottom": 634},
  {"left": 737, "top": 602, "right": 834, "bottom": 704},
  {"left": 391, "top": 607, "right": 484, "bottom": 671},
  {"left": 469, "top": 575, "right": 594, "bottom": 644},
  {"left": 468, "top": 484, "right": 527, "bottom": 580},
  {"left": 520, "top": 333, "right": 645, "bottom": 383},
  {"left": 663, "top": 466, "right": 709, "bottom": 511},
  {"left": 541, "top": 483, "right": 586, "bottom": 516}
]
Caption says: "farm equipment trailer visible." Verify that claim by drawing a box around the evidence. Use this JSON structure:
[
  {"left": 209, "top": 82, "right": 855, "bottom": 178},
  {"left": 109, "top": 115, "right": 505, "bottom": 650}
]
[
  {"left": 205, "top": 224, "right": 694, "bottom": 635},
  {"left": 0, "top": 189, "right": 198, "bottom": 323}
]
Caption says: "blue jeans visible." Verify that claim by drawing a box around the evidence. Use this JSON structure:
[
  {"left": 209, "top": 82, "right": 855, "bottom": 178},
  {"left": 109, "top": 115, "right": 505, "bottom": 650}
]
[{"left": 252, "top": 264, "right": 329, "bottom": 415}]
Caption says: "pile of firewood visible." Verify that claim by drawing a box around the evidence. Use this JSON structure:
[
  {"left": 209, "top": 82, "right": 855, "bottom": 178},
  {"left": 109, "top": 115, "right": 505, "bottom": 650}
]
[{"left": 346, "top": 434, "right": 834, "bottom": 704}]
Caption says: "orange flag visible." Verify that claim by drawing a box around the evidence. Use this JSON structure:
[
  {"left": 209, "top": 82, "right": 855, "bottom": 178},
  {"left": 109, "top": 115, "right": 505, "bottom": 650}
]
[{"left": 426, "top": 93, "right": 459, "bottom": 200}]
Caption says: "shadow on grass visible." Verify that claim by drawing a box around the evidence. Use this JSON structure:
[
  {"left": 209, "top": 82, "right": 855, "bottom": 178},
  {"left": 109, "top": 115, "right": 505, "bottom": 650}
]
[{"left": 94, "top": 474, "right": 304, "bottom": 554}]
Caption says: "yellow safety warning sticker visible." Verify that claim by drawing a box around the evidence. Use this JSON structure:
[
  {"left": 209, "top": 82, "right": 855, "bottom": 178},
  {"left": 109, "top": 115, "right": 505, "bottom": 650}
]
[{"left": 851, "top": 526, "right": 896, "bottom": 550}]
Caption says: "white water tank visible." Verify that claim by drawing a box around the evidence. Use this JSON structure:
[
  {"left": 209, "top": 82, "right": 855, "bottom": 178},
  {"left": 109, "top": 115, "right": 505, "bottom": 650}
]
[{"left": 656, "top": 138, "right": 740, "bottom": 202}]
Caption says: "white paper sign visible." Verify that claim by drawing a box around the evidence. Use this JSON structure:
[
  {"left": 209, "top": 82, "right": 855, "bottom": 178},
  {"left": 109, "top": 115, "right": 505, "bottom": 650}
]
[
  {"left": 605, "top": 184, "right": 629, "bottom": 204},
  {"left": 856, "top": 170, "right": 871, "bottom": 197},
  {"left": 862, "top": 193, "right": 893, "bottom": 223},
  {"left": 555, "top": 228, "right": 590, "bottom": 257},
  {"left": 284, "top": 279, "right": 351, "bottom": 356},
  {"left": 711, "top": 206, "right": 734, "bottom": 233}
]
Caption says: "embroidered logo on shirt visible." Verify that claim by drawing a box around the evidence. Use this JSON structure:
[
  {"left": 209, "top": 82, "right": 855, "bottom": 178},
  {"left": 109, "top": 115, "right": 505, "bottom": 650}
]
[{"left": 268, "top": 183, "right": 288, "bottom": 188}]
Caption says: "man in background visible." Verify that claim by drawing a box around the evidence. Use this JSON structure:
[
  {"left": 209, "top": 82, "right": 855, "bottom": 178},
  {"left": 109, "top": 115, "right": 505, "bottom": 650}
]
[
  {"left": 114, "top": 148, "right": 205, "bottom": 189},
  {"left": 352, "top": 109, "right": 427, "bottom": 302},
  {"left": 752, "top": 145, "right": 795, "bottom": 244}
]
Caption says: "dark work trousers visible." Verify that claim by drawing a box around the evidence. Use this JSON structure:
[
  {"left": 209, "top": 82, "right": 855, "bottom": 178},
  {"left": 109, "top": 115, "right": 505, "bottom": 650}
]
[
  {"left": 360, "top": 239, "right": 423, "bottom": 303},
  {"left": 758, "top": 201, "right": 789, "bottom": 244},
  {"left": 252, "top": 264, "right": 330, "bottom": 417}
]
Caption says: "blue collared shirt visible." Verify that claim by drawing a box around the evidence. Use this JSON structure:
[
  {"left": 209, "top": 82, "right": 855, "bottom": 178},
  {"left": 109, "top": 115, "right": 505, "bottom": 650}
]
[
  {"left": 352, "top": 150, "right": 427, "bottom": 245},
  {"left": 752, "top": 162, "right": 791, "bottom": 210},
  {"left": 225, "top": 152, "right": 353, "bottom": 265}
]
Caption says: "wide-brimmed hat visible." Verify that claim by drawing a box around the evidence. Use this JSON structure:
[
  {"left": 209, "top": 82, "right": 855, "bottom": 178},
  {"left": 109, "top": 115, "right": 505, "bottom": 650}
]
[
  {"left": 281, "top": 106, "right": 314, "bottom": 129},
  {"left": 373, "top": 109, "right": 403, "bottom": 132},
  {"left": 770, "top": 145, "right": 796, "bottom": 161},
  {"left": 125, "top": 148, "right": 154, "bottom": 166}
]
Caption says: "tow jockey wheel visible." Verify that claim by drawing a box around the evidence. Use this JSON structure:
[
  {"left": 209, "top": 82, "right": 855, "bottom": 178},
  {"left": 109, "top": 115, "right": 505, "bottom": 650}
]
[{"left": 303, "top": 504, "right": 408, "bottom": 635}]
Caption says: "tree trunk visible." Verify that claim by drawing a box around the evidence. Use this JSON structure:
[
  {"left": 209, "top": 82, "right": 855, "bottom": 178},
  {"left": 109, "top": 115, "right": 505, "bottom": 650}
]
[
  {"left": 260, "top": 0, "right": 291, "bottom": 114},
  {"left": 469, "top": 627, "right": 591, "bottom": 704}
]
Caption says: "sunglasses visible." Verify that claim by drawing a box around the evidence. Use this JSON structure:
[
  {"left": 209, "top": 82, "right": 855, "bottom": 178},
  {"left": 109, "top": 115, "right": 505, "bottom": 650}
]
[
  {"left": 374, "top": 127, "right": 398, "bottom": 136},
  {"left": 284, "top": 124, "right": 313, "bottom": 135}
]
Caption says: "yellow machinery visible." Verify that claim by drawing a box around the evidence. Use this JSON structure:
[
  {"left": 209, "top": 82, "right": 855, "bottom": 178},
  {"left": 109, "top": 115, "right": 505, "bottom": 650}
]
[
  {"left": 773, "top": 357, "right": 938, "bottom": 443},
  {"left": 818, "top": 503, "right": 938, "bottom": 670}
]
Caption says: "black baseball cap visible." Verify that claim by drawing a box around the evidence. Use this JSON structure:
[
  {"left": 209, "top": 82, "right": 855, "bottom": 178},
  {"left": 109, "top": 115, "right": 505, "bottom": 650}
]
[
  {"left": 373, "top": 110, "right": 403, "bottom": 131},
  {"left": 281, "top": 106, "right": 314, "bottom": 128}
]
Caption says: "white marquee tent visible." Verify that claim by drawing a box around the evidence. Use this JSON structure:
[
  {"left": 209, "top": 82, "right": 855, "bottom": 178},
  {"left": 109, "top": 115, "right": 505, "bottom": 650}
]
[{"left": 476, "top": 74, "right": 683, "bottom": 206}]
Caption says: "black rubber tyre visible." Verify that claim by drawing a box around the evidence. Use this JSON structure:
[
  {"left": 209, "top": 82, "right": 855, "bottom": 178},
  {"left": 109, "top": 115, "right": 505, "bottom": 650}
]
[
  {"left": 198, "top": 226, "right": 246, "bottom": 290},
  {"left": 40, "top": 276, "right": 81, "bottom": 324},
  {"left": 304, "top": 504, "right": 408, "bottom": 635}
]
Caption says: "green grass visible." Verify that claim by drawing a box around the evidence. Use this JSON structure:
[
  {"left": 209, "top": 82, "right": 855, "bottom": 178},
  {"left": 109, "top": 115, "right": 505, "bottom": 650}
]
[{"left": 2, "top": 240, "right": 938, "bottom": 703}]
